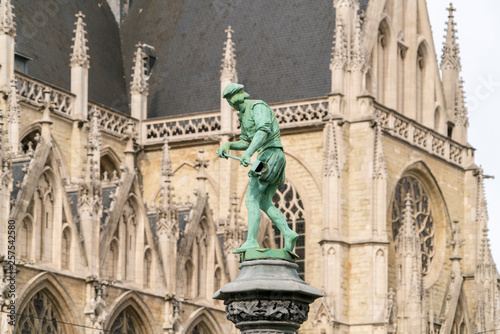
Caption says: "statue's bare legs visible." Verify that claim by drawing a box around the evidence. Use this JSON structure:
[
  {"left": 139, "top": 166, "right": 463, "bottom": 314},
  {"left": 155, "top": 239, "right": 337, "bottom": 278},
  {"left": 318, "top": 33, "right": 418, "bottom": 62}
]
[{"left": 233, "top": 175, "right": 299, "bottom": 253}]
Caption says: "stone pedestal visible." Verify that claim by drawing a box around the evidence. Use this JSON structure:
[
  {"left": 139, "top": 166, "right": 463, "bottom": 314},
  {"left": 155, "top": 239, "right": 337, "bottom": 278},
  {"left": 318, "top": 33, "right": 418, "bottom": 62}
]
[{"left": 213, "top": 259, "right": 323, "bottom": 334}]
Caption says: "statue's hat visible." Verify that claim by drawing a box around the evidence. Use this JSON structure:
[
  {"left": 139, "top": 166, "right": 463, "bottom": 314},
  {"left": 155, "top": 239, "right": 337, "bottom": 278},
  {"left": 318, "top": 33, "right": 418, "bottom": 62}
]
[{"left": 223, "top": 83, "right": 244, "bottom": 98}]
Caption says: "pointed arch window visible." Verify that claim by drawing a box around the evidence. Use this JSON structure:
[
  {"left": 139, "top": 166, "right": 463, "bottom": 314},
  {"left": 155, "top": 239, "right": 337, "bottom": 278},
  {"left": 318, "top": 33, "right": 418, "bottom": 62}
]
[
  {"left": 16, "top": 291, "right": 62, "bottom": 334},
  {"left": 391, "top": 176, "right": 436, "bottom": 275},
  {"left": 271, "top": 180, "right": 306, "bottom": 279},
  {"left": 109, "top": 308, "right": 144, "bottom": 334}
]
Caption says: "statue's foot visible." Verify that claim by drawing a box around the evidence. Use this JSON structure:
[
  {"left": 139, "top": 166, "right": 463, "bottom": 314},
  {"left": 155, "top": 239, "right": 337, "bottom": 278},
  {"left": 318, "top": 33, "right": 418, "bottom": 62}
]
[
  {"left": 232, "top": 241, "right": 260, "bottom": 254},
  {"left": 283, "top": 231, "right": 299, "bottom": 252}
]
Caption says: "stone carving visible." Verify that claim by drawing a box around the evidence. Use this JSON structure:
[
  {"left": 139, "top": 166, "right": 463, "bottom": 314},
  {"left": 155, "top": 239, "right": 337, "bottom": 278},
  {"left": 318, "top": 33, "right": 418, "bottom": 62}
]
[
  {"left": 217, "top": 83, "right": 298, "bottom": 255},
  {"left": 0, "top": 0, "right": 15, "bottom": 37},
  {"left": 375, "top": 106, "right": 466, "bottom": 167},
  {"left": 221, "top": 26, "right": 238, "bottom": 82},
  {"left": 130, "top": 43, "right": 149, "bottom": 95},
  {"left": 70, "top": 12, "right": 90, "bottom": 69},
  {"left": 226, "top": 300, "right": 309, "bottom": 325},
  {"left": 330, "top": 20, "right": 347, "bottom": 71},
  {"left": 323, "top": 120, "right": 340, "bottom": 177},
  {"left": 440, "top": 4, "right": 460, "bottom": 71}
]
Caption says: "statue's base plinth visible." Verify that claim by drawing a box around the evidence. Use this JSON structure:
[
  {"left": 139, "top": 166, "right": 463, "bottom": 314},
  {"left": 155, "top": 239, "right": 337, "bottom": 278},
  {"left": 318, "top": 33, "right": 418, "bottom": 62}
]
[
  {"left": 238, "top": 248, "right": 298, "bottom": 262},
  {"left": 213, "top": 259, "right": 322, "bottom": 334}
]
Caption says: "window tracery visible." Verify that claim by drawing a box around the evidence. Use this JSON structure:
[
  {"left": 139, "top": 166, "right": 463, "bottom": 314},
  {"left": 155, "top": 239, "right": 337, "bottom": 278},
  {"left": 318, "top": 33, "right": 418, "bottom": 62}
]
[
  {"left": 271, "top": 180, "right": 306, "bottom": 279},
  {"left": 16, "top": 291, "right": 61, "bottom": 334},
  {"left": 391, "top": 176, "right": 436, "bottom": 275},
  {"left": 109, "top": 308, "right": 143, "bottom": 334}
]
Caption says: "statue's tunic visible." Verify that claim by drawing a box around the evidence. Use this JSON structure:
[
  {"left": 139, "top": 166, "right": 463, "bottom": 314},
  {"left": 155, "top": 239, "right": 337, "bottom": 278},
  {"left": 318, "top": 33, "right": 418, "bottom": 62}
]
[{"left": 239, "top": 100, "right": 286, "bottom": 186}]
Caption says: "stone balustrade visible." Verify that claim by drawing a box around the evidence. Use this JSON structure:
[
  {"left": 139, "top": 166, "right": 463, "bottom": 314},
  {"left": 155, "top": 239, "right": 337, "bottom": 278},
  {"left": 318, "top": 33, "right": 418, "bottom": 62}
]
[
  {"left": 16, "top": 73, "right": 75, "bottom": 118},
  {"left": 88, "top": 103, "right": 136, "bottom": 137},
  {"left": 375, "top": 103, "right": 470, "bottom": 168}
]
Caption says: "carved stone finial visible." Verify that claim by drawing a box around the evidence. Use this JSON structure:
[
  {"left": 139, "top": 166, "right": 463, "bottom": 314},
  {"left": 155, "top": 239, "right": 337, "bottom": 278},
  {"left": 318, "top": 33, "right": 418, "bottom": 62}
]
[
  {"left": 441, "top": 3, "right": 461, "bottom": 71},
  {"left": 40, "top": 89, "right": 53, "bottom": 140},
  {"left": 87, "top": 107, "right": 101, "bottom": 181},
  {"left": 122, "top": 120, "right": 137, "bottom": 153},
  {"left": 194, "top": 149, "right": 209, "bottom": 195},
  {"left": 70, "top": 12, "right": 90, "bottom": 69},
  {"left": 448, "top": 220, "right": 464, "bottom": 259},
  {"left": 161, "top": 138, "right": 172, "bottom": 178},
  {"left": 330, "top": 20, "right": 347, "bottom": 71},
  {"left": 396, "top": 193, "right": 419, "bottom": 257},
  {"left": 130, "top": 43, "right": 149, "bottom": 95},
  {"left": 221, "top": 26, "right": 238, "bottom": 82},
  {"left": 0, "top": 0, "right": 15, "bottom": 37},
  {"left": 323, "top": 120, "right": 340, "bottom": 177},
  {"left": 349, "top": 14, "right": 366, "bottom": 71},
  {"left": 475, "top": 169, "right": 489, "bottom": 223},
  {"left": 454, "top": 78, "right": 468, "bottom": 127},
  {"left": 7, "top": 79, "right": 19, "bottom": 123},
  {"left": 373, "top": 120, "right": 387, "bottom": 179}
]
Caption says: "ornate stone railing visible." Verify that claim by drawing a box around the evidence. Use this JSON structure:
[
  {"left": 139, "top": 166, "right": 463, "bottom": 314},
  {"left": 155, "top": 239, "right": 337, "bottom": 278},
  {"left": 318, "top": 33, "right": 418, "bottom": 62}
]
[
  {"left": 89, "top": 103, "right": 136, "bottom": 137},
  {"left": 375, "top": 103, "right": 469, "bottom": 167},
  {"left": 16, "top": 73, "right": 75, "bottom": 117},
  {"left": 143, "top": 98, "right": 329, "bottom": 144},
  {"left": 273, "top": 98, "right": 328, "bottom": 128},
  {"left": 144, "top": 112, "right": 222, "bottom": 143}
]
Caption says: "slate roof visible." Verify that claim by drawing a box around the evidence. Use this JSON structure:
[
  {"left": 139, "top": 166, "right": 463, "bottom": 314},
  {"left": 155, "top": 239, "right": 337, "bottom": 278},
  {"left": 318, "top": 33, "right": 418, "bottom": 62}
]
[
  {"left": 12, "top": 0, "right": 371, "bottom": 118},
  {"left": 13, "top": 0, "right": 128, "bottom": 112},
  {"left": 120, "top": 0, "right": 341, "bottom": 118}
]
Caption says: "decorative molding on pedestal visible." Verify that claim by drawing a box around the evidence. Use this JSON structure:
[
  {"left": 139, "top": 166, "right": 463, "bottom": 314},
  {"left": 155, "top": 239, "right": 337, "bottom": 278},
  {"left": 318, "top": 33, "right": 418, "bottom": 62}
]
[{"left": 214, "top": 259, "right": 322, "bottom": 334}]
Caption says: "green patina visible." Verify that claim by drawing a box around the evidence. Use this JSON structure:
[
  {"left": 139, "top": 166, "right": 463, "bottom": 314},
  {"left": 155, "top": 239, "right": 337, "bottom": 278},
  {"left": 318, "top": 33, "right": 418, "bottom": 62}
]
[
  {"left": 239, "top": 249, "right": 299, "bottom": 263},
  {"left": 216, "top": 83, "right": 299, "bottom": 260}
]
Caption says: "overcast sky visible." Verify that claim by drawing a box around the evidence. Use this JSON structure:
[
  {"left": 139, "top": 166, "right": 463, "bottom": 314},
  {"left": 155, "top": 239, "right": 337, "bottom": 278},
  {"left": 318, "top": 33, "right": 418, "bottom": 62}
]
[{"left": 426, "top": 1, "right": 500, "bottom": 265}]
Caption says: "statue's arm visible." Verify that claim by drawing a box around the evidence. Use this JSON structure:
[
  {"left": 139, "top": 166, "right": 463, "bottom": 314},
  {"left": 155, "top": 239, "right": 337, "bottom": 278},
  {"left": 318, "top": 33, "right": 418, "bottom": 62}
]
[{"left": 229, "top": 139, "right": 250, "bottom": 151}]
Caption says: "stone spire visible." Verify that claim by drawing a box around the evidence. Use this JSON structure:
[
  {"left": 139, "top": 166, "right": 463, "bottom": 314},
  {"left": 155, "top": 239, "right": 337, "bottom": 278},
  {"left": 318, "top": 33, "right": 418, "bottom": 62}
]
[
  {"left": 475, "top": 225, "right": 499, "bottom": 332},
  {"left": 0, "top": 0, "right": 15, "bottom": 36},
  {"left": 7, "top": 79, "right": 18, "bottom": 155},
  {"left": 453, "top": 77, "right": 468, "bottom": 143},
  {"left": 397, "top": 193, "right": 419, "bottom": 256},
  {"left": 221, "top": 26, "right": 238, "bottom": 82},
  {"left": 323, "top": 120, "right": 340, "bottom": 177},
  {"left": 156, "top": 139, "right": 179, "bottom": 295},
  {"left": 0, "top": 0, "right": 15, "bottom": 90},
  {"left": 331, "top": 19, "right": 347, "bottom": 70},
  {"left": 85, "top": 107, "right": 101, "bottom": 184},
  {"left": 373, "top": 120, "right": 387, "bottom": 179},
  {"left": 40, "top": 89, "right": 54, "bottom": 141},
  {"left": 330, "top": 20, "right": 347, "bottom": 93},
  {"left": 194, "top": 149, "right": 209, "bottom": 196},
  {"left": 454, "top": 78, "right": 467, "bottom": 126},
  {"left": 130, "top": 43, "right": 148, "bottom": 96},
  {"left": 79, "top": 107, "right": 102, "bottom": 218},
  {"left": 396, "top": 193, "right": 422, "bottom": 333},
  {"left": 350, "top": 14, "right": 365, "bottom": 72},
  {"left": 220, "top": 26, "right": 238, "bottom": 134},
  {"left": 121, "top": 120, "right": 137, "bottom": 171},
  {"left": 224, "top": 192, "right": 243, "bottom": 280},
  {"left": 157, "top": 138, "right": 176, "bottom": 235},
  {"left": 70, "top": 12, "right": 90, "bottom": 69},
  {"left": 440, "top": 3, "right": 460, "bottom": 71},
  {"left": 475, "top": 169, "right": 488, "bottom": 224},
  {"left": 441, "top": 3, "right": 462, "bottom": 122}
]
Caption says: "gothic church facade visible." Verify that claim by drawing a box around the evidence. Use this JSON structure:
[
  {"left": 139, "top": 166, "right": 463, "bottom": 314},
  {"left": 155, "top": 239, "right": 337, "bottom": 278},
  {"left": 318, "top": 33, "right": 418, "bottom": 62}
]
[{"left": 0, "top": 0, "right": 498, "bottom": 333}]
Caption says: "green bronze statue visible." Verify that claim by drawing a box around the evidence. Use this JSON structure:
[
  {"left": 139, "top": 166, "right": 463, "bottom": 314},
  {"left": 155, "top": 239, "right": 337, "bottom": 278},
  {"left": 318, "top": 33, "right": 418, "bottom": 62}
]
[{"left": 216, "top": 83, "right": 299, "bottom": 255}]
